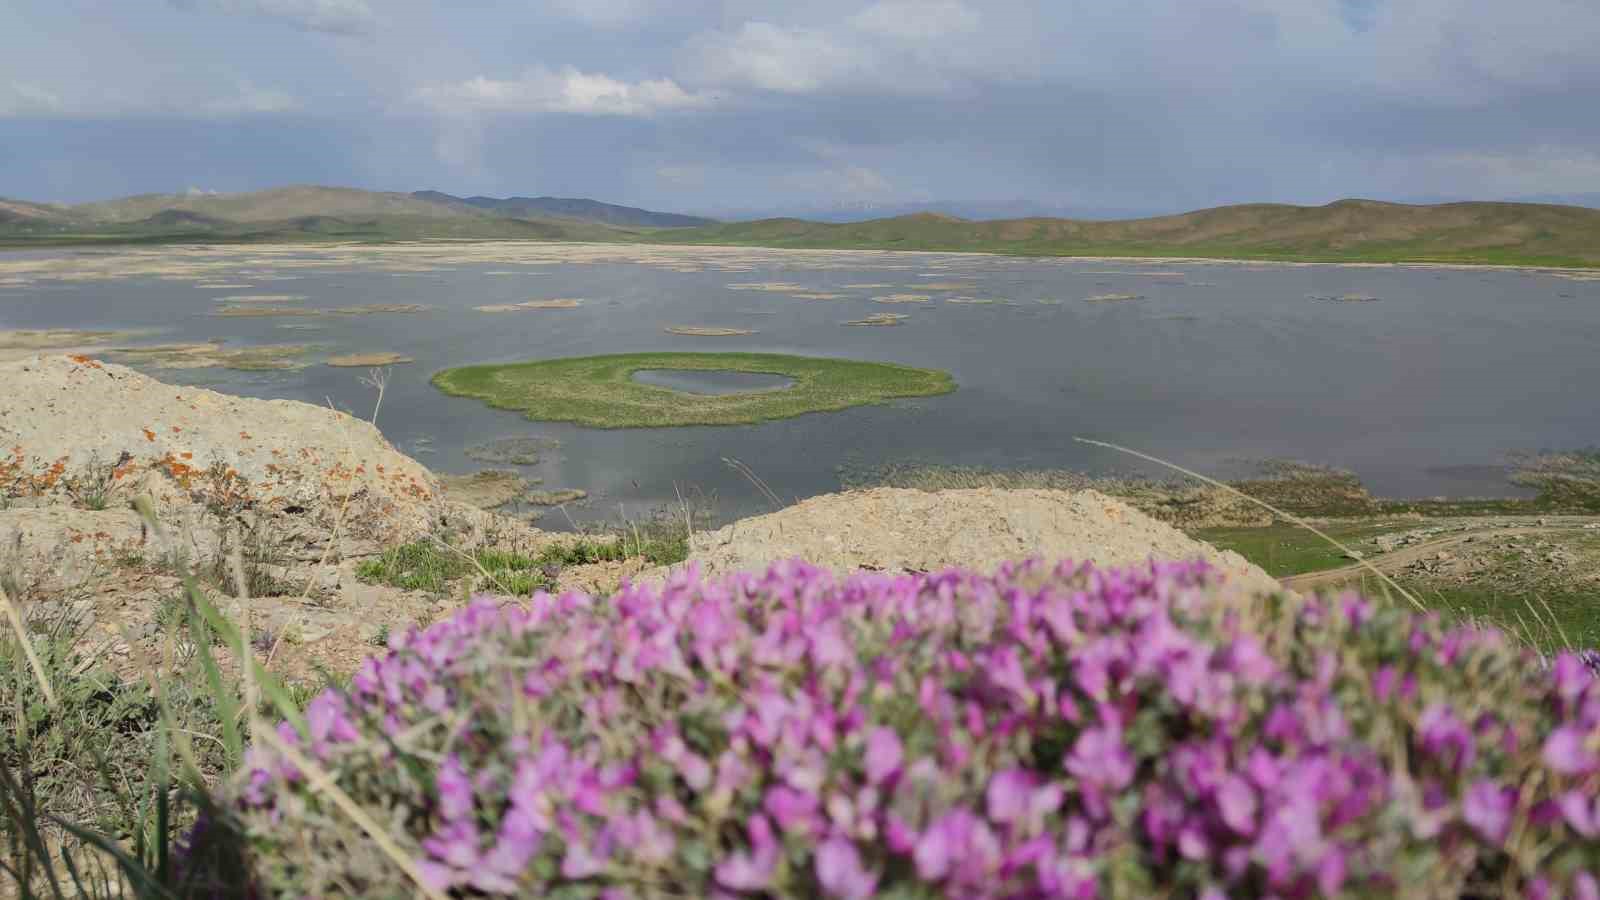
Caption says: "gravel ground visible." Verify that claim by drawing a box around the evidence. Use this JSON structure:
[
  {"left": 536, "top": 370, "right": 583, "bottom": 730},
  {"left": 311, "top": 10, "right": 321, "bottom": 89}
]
[{"left": 680, "top": 487, "right": 1281, "bottom": 595}]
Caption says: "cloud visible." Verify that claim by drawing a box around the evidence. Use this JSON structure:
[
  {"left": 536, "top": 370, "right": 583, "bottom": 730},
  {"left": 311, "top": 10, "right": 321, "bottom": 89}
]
[
  {"left": 1367, "top": 147, "right": 1600, "bottom": 198},
  {"left": 196, "top": 84, "right": 301, "bottom": 115},
  {"left": 415, "top": 66, "right": 715, "bottom": 116},
  {"left": 10, "top": 0, "right": 1600, "bottom": 210},
  {"left": 0, "top": 80, "right": 299, "bottom": 119},
  {"left": 849, "top": 0, "right": 980, "bottom": 41},
  {"left": 682, "top": 22, "right": 867, "bottom": 94},
  {"left": 168, "top": 0, "right": 376, "bottom": 36},
  {"left": 431, "top": 117, "right": 488, "bottom": 178},
  {"left": 0, "top": 82, "right": 65, "bottom": 117},
  {"left": 655, "top": 165, "right": 707, "bottom": 187},
  {"left": 783, "top": 163, "right": 894, "bottom": 197},
  {"left": 547, "top": 0, "right": 670, "bottom": 28}
]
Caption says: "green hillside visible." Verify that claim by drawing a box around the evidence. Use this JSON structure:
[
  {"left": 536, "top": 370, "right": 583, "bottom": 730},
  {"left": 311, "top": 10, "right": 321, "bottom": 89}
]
[
  {"left": 72, "top": 185, "right": 466, "bottom": 223},
  {"left": 4, "top": 189, "right": 1598, "bottom": 266},
  {"left": 0, "top": 186, "right": 646, "bottom": 245},
  {"left": 646, "top": 199, "right": 1600, "bottom": 267}
]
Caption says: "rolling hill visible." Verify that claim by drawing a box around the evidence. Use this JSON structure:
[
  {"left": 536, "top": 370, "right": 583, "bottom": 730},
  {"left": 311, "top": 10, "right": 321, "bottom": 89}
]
[
  {"left": 2, "top": 189, "right": 1597, "bottom": 266},
  {"left": 0, "top": 185, "right": 711, "bottom": 244},
  {"left": 648, "top": 199, "right": 1600, "bottom": 266},
  {"left": 413, "top": 191, "right": 716, "bottom": 228},
  {"left": 74, "top": 186, "right": 469, "bottom": 224},
  {"left": 0, "top": 198, "right": 85, "bottom": 227}
]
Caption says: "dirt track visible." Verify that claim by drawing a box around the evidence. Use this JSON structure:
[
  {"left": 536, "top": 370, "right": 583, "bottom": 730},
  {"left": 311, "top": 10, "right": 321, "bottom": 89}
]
[{"left": 1282, "top": 522, "right": 1594, "bottom": 591}]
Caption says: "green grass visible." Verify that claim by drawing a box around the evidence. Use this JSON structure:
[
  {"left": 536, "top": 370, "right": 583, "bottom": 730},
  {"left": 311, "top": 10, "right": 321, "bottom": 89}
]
[
  {"left": 354, "top": 542, "right": 556, "bottom": 595},
  {"left": 431, "top": 352, "right": 956, "bottom": 428},
  {"left": 1316, "top": 572, "right": 1600, "bottom": 653},
  {"left": 356, "top": 527, "right": 694, "bottom": 596},
  {"left": 1194, "top": 522, "right": 1409, "bottom": 578},
  {"left": 1199, "top": 520, "right": 1600, "bottom": 653},
  {"left": 1418, "top": 583, "right": 1600, "bottom": 652},
  {"left": 1, "top": 610, "right": 225, "bottom": 841},
  {"left": 553, "top": 525, "right": 690, "bottom": 568}
]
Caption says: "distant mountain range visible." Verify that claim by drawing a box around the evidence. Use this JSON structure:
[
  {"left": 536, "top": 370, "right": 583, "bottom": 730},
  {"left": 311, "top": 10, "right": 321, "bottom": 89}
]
[
  {"left": 697, "top": 200, "right": 1169, "bottom": 223},
  {"left": 0, "top": 185, "right": 716, "bottom": 242},
  {"left": 412, "top": 191, "right": 716, "bottom": 228},
  {"left": 2, "top": 187, "right": 1598, "bottom": 266}
]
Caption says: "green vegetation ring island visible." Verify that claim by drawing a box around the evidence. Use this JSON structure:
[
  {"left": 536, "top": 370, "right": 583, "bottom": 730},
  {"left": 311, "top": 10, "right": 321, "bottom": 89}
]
[{"left": 430, "top": 352, "right": 956, "bottom": 428}]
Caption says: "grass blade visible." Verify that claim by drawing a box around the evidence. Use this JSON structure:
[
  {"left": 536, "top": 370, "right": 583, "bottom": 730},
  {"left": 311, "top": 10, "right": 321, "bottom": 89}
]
[
  {"left": 153, "top": 699, "right": 171, "bottom": 886},
  {"left": 51, "top": 818, "right": 177, "bottom": 900},
  {"left": 0, "top": 762, "right": 68, "bottom": 900},
  {"left": 185, "top": 591, "right": 242, "bottom": 769},
  {"left": 1073, "top": 437, "right": 1425, "bottom": 610},
  {"left": 0, "top": 583, "right": 56, "bottom": 708},
  {"left": 184, "top": 582, "right": 306, "bottom": 735}
]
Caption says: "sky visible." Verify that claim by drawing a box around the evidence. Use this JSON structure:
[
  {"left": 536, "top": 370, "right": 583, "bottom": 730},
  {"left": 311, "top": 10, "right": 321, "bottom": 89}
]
[{"left": 2, "top": 0, "right": 1599, "bottom": 218}]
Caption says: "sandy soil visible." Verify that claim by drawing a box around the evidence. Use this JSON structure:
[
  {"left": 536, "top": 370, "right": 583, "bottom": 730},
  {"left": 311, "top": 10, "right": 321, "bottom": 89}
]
[{"left": 670, "top": 486, "right": 1280, "bottom": 596}]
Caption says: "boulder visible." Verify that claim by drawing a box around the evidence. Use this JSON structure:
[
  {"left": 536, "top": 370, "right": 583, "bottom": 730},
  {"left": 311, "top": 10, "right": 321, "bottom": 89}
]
[
  {"left": 680, "top": 487, "right": 1281, "bottom": 595},
  {"left": 0, "top": 354, "right": 443, "bottom": 546}
]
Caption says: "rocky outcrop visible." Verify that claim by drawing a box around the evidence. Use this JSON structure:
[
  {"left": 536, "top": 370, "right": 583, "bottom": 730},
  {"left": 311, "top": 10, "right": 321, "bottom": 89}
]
[
  {"left": 0, "top": 354, "right": 554, "bottom": 680},
  {"left": 681, "top": 487, "right": 1280, "bottom": 596},
  {"left": 1, "top": 354, "right": 443, "bottom": 546}
]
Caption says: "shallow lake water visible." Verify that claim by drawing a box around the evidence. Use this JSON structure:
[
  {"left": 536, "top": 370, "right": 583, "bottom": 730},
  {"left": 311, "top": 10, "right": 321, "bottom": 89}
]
[{"left": 2, "top": 241, "right": 1598, "bottom": 527}]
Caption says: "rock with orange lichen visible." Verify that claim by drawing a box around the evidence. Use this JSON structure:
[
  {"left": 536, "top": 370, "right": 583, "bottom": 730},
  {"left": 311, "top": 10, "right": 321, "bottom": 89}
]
[{"left": 0, "top": 354, "right": 447, "bottom": 546}]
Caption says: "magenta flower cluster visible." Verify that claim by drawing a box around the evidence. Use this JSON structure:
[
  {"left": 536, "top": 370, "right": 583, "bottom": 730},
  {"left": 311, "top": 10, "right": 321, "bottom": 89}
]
[{"left": 211, "top": 559, "right": 1600, "bottom": 897}]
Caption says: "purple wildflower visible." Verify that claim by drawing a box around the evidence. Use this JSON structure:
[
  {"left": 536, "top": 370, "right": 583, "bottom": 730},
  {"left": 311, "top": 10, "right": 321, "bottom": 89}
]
[
  {"left": 194, "top": 558, "right": 1600, "bottom": 898},
  {"left": 1543, "top": 725, "right": 1597, "bottom": 775},
  {"left": 815, "top": 837, "right": 878, "bottom": 899},
  {"left": 864, "top": 727, "right": 903, "bottom": 785},
  {"left": 1462, "top": 780, "right": 1515, "bottom": 843}
]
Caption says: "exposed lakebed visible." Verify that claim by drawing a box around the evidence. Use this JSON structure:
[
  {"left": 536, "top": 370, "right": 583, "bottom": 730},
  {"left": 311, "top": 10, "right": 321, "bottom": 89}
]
[{"left": 2, "top": 241, "right": 1598, "bottom": 526}]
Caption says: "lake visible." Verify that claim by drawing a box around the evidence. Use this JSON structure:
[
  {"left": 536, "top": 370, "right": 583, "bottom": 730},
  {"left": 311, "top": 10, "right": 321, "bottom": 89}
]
[{"left": 2, "top": 241, "right": 1598, "bottom": 527}]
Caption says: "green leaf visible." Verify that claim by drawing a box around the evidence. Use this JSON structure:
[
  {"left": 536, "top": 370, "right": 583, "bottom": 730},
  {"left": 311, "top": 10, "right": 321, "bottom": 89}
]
[
  {"left": 184, "top": 578, "right": 307, "bottom": 737},
  {"left": 187, "top": 593, "right": 242, "bottom": 771}
]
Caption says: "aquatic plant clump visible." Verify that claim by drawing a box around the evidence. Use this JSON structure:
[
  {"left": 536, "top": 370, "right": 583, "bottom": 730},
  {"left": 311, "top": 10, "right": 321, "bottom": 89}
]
[
  {"left": 464, "top": 436, "right": 556, "bottom": 466},
  {"left": 663, "top": 325, "right": 757, "bottom": 336},
  {"left": 431, "top": 352, "right": 954, "bottom": 428},
  {"left": 843, "top": 312, "right": 909, "bottom": 327},
  {"left": 200, "top": 560, "right": 1600, "bottom": 898},
  {"left": 325, "top": 351, "right": 414, "bottom": 367}
]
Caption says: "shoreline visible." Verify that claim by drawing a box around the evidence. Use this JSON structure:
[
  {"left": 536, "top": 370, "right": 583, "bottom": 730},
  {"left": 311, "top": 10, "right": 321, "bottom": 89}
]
[{"left": 2, "top": 235, "right": 1597, "bottom": 273}]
